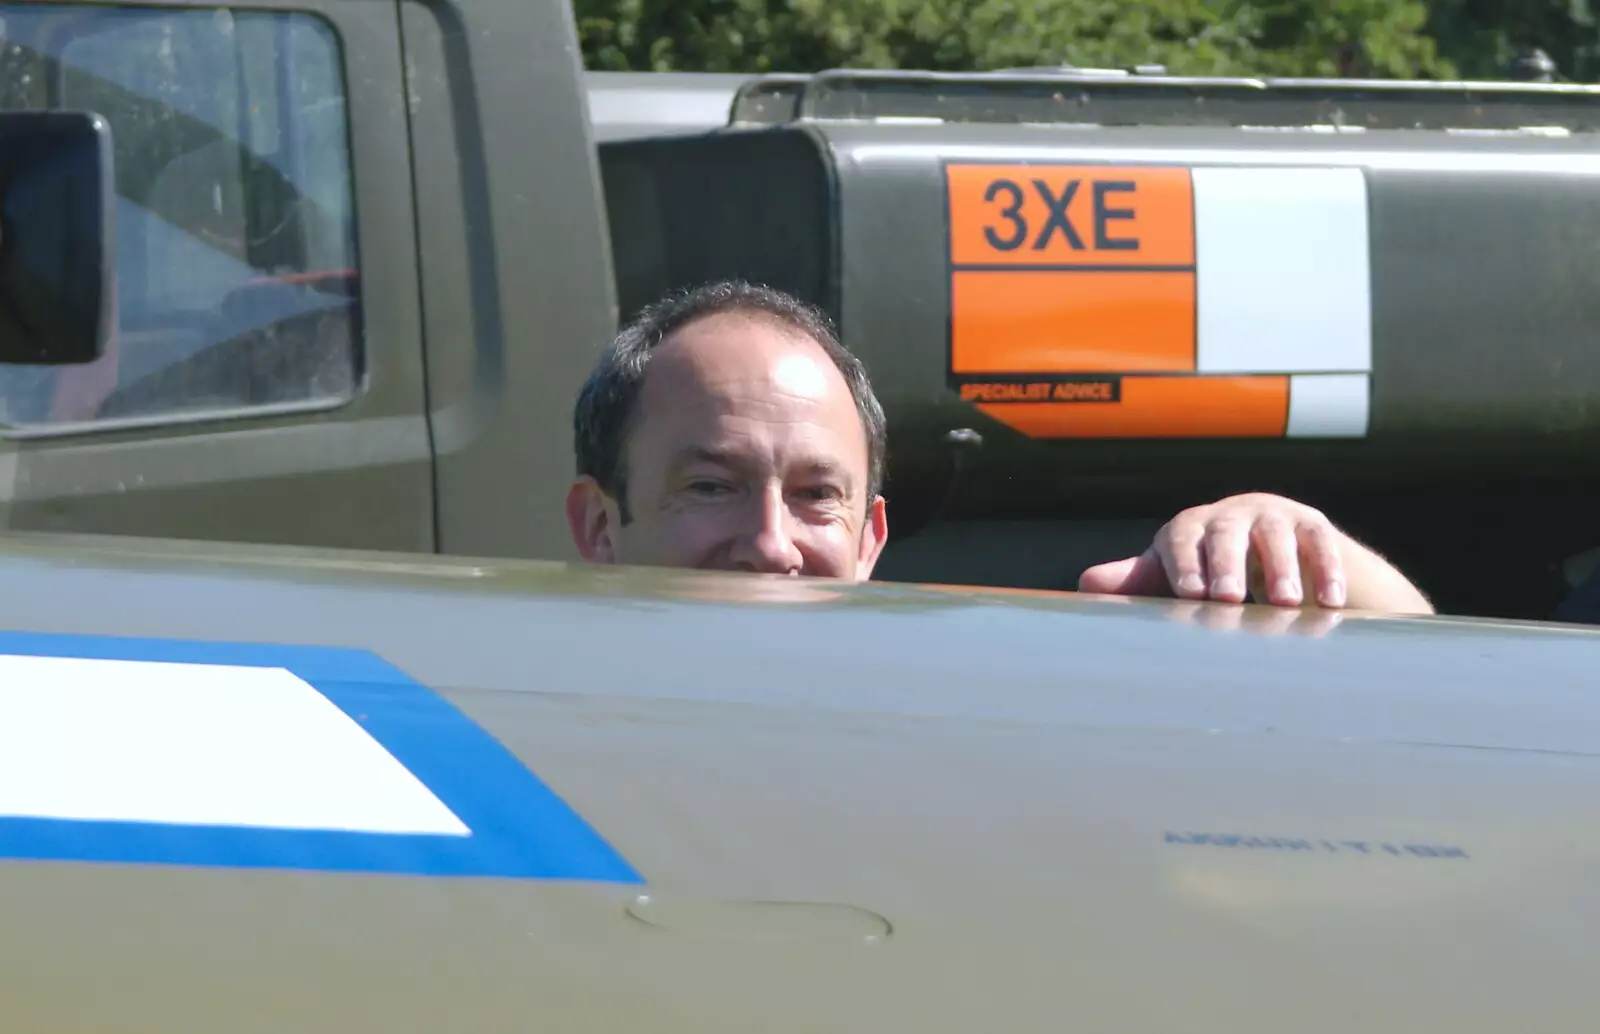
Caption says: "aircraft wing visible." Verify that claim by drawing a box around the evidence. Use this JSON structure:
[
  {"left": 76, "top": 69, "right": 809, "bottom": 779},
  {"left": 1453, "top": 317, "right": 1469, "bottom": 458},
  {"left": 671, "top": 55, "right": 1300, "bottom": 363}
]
[{"left": 0, "top": 530, "right": 1595, "bottom": 1031}]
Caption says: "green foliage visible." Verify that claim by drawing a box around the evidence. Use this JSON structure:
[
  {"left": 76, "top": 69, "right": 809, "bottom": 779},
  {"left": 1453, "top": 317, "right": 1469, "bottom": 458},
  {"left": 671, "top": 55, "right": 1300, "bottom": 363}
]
[
  {"left": 1234, "top": 0, "right": 1446, "bottom": 77},
  {"left": 574, "top": 0, "right": 1594, "bottom": 81},
  {"left": 1425, "top": 0, "right": 1600, "bottom": 80}
]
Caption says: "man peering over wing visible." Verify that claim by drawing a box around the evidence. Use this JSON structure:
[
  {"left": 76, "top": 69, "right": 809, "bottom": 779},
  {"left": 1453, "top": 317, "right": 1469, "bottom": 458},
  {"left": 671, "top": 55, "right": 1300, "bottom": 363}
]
[{"left": 565, "top": 279, "right": 1433, "bottom": 615}]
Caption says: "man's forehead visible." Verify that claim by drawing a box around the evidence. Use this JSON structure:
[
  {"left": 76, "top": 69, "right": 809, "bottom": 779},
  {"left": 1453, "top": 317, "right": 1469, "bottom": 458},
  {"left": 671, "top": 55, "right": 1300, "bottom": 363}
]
[{"left": 642, "top": 312, "right": 852, "bottom": 411}]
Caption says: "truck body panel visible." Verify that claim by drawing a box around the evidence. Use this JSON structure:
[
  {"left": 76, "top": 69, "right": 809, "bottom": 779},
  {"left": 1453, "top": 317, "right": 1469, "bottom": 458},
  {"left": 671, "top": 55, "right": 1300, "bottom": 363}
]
[{"left": 0, "top": 529, "right": 1597, "bottom": 1031}]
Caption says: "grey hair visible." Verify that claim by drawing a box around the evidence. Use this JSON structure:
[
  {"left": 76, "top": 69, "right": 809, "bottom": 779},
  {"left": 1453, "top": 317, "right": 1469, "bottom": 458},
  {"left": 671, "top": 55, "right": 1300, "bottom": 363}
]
[{"left": 573, "top": 280, "right": 887, "bottom": 523}]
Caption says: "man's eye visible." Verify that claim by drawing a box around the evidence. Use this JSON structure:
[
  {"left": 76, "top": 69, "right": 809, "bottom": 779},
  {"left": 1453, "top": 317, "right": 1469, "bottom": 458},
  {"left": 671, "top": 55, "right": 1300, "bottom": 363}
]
[
  {"left": 686, "top": 480, "right": 730, "bottom": 496},
  {"left": 796, "top": 485, "right": 843, "bottom": 502}
]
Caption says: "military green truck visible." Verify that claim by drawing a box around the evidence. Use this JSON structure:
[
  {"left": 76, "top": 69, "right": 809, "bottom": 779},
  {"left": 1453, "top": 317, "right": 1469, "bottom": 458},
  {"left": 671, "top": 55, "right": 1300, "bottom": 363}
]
[{"left": 0, "top": 0, "right": 1597, "bottom": 620}]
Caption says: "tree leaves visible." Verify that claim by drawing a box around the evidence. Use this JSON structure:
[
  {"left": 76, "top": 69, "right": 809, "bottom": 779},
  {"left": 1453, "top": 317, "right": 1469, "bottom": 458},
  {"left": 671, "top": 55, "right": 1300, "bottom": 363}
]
[{"left": 574, "top": 0, "right": 1596, "bottom": 81}]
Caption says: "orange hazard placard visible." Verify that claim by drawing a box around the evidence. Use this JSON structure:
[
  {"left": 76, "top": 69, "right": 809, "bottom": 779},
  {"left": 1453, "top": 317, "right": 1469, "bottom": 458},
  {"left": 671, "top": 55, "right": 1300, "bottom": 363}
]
[{"left": 944, "top": 161, "right": 1281, "bottom": 439}]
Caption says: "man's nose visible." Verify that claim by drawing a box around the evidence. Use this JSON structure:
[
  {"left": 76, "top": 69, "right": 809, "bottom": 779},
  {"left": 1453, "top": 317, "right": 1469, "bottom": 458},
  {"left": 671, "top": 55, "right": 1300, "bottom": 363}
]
[{"left": 730, "top": 485, "right": 803, "bottom": 575}]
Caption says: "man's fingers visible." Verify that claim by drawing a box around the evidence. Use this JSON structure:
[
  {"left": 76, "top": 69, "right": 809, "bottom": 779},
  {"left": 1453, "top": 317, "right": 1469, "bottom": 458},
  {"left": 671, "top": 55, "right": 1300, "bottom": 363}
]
[
  {"left": 1200, "top": 519, "right": 1250, "bottom": 603},
  {"left": 1077, "top": 556, "right": 1139, "bottom": 594},
  {"left": 1298, "top": 521, "right": 1348, "bottom": 608},
  {"left": 1085, "top": 496, "right": 1363, "bottom": 611},
  {"left": 1156, "top": 518, "right": 1208, "bottom": 599},
  {"left": 1099, "top": 493, "right": 1380, "bottom": 612},
  {"left": 1078, "top": 549, "right": 1171, "bottom": 597},
  {"left": 1249, "top": 512, "right": 1304, "bottom": 606}
]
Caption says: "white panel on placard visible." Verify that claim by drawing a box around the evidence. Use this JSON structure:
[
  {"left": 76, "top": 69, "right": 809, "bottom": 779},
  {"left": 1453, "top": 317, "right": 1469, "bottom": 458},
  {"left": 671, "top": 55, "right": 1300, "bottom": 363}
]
[
  {"left": 1193, "top": 167, "right": 1372, "bottom": 375},
  {"left": 1287, "top": 374, "right": 1370, "bottom": 437},
  {"left": 0, "top": 655, "right": 469, "bottom": 835}
]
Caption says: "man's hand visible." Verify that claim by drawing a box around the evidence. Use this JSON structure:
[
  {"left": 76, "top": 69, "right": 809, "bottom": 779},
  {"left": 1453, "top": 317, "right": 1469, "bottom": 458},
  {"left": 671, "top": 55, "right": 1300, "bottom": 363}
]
[{"left": 1077, "top": 493, "right": 1434, "bottom": 614}]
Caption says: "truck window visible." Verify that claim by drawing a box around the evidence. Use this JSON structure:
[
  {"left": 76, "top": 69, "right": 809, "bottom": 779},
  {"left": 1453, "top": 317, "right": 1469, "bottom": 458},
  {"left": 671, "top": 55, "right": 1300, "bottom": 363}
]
[{"left": 0, "top": 4, "right": 360, "bottom": 431}]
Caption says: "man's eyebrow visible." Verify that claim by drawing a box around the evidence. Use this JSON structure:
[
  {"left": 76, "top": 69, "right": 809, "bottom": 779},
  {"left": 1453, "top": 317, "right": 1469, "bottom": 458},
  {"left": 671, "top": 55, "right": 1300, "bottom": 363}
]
[
  {"left": 798, "top": 459, "right": 855, "bottom": 492},
  {"left": 667, "top": 449, "right": 856, "bottom": 491},
  {"left": 800, "top": 458, "right": 845, "bottom": 476},
  {"left": 669, "top": 447, "right": 741, "bottom": 470}
]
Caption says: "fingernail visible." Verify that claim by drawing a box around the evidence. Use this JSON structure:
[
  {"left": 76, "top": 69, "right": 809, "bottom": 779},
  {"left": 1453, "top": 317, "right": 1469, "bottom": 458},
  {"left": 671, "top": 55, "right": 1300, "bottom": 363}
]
[
  {"left": 1212, "top": 575, "right": 1242, "bottom": 599},
  {"left": 1322, "top": 581, "right": 1347, "bottom": 608},
  {"left": 1178, "top": 573, "right": 1205, "bottom": 595},
  {"left": 1274, "top": 577, "right": 1300, "bottom": 603}
]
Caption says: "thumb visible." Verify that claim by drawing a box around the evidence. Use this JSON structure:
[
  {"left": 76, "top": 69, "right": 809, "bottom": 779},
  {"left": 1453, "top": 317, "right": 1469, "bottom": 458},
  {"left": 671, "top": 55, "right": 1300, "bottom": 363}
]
[{"left": 1078, "top": 549, "right": 1173, "bottom": 598}]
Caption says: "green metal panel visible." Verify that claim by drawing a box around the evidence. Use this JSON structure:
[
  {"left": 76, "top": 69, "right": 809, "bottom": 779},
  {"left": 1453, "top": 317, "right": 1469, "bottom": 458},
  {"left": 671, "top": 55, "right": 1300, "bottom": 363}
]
[
  {"left": 400, "top": 0, "right": 619, "bottom": 561},
  {"left": 0, "top": 530, "right": 1597, "bottom": 1031}
]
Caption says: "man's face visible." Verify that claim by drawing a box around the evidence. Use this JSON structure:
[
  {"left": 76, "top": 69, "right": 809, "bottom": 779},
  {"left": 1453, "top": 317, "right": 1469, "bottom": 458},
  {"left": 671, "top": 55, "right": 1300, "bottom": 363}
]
[{"left": 566, "top": 312, "right": 887, "bottom": 580}]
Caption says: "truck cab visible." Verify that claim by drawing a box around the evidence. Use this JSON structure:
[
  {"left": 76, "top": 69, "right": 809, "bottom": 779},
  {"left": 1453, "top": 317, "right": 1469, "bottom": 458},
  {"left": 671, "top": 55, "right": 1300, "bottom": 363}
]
[{"left": 0, "top": 0, "right": 616, "bottom": 562}]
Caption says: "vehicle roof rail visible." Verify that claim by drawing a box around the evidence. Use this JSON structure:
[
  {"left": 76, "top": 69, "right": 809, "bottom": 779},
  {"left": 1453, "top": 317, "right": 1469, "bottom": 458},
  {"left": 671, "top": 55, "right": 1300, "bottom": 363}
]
[{"left": 728, "top": 68, "right": 1600, "bottom": 133}]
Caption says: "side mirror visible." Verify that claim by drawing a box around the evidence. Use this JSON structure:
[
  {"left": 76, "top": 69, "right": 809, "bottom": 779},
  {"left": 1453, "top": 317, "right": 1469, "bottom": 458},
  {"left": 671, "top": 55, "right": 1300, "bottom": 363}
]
[{"left": 0, "top": 110, "right": 115, "bottom": 365}]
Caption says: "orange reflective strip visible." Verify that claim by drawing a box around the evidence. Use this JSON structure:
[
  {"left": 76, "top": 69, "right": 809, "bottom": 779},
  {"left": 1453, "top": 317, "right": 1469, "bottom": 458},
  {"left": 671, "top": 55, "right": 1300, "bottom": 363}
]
[
  {"left": 947, "top": 165, "right": 1194, "bottom": 268},
  {"left": 951, "top": 269, "right": 1195, "bottom": 374},
  {"left": 975, "top": 376, "right": 1289, "bottom": 438}
]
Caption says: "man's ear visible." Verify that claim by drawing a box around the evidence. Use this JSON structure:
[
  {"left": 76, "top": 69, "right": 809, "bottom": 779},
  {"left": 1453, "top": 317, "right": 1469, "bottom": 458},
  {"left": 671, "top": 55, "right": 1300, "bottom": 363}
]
[
  {"left": 566, "top": 476, "right": 620, "bottom": 563},
  {"left": 855, "top": 494, "right": 889, "bottom": 580}
]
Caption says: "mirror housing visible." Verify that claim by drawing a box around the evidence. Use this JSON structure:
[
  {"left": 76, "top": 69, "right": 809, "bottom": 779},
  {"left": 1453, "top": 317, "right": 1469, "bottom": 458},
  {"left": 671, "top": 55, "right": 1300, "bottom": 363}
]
[{"left": 0, "top": 110, "right": 115, "bottom": 366}]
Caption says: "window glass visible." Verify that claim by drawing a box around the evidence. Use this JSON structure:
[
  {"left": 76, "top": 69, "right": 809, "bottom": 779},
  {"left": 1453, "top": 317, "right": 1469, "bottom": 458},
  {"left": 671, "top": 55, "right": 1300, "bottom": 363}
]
[{"left": 0, "top": 4, "right": 360, "bottom": 429}]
